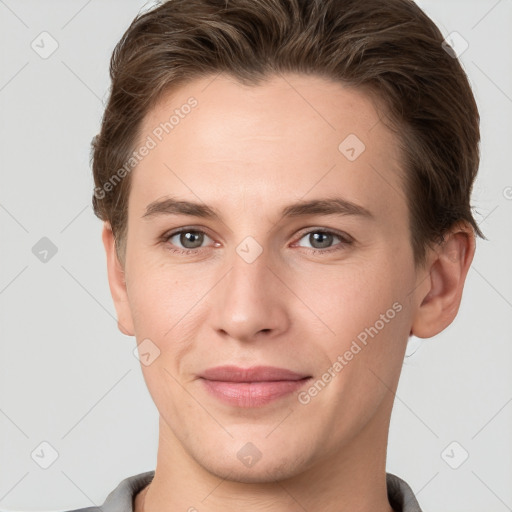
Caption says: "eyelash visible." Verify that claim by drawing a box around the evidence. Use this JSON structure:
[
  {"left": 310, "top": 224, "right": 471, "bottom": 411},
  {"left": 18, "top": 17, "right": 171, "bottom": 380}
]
[{"left": 160, "top": 227, "right": 353, "bottom": 256}]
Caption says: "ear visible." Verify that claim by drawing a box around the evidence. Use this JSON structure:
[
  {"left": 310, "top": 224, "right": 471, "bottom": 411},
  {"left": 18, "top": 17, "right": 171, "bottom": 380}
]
[
  {"left": 102, "top": 222, "right": 135, "bottom": 336},
  {"left": 410, "top": 222, "right": 476, "bottom": 338}
]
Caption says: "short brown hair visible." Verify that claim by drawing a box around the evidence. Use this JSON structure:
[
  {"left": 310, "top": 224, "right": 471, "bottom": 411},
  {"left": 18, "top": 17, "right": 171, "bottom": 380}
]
[{"left": 91, "top": 0, "right": 485, "bottom": 268}]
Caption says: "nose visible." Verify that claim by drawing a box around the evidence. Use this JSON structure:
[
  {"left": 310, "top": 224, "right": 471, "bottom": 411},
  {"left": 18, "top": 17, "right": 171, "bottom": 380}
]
[{"left": 210, "top": 245, "right": 290, "bottom": 343}]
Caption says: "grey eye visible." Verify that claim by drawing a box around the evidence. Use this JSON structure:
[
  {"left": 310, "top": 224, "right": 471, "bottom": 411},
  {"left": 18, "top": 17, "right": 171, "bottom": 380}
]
[
  {"left": 297, "top": 231, "right": 340, "bottom": 249},
  {"left": 169, "top": 230, "right": 209, "bottom": 249}
]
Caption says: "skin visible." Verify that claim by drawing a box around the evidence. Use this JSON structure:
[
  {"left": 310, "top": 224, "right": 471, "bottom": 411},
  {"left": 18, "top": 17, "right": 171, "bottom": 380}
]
[{"left": 102, "top": 73, "right": 475, "bottom": 512}]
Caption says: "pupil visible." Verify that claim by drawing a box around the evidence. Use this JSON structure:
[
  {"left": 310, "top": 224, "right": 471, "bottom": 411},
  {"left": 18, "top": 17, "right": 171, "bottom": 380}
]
[
  {"left": 181, "top": 231, "right": 203, "bottom": 248},
  {"left": 311, "top": 232, "right": 332, "bottom": 249}
]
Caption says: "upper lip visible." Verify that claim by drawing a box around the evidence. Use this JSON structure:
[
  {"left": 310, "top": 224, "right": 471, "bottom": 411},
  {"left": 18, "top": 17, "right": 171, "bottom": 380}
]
[{"left": 199, "top": 365, "right": 310, "bottom": 382}]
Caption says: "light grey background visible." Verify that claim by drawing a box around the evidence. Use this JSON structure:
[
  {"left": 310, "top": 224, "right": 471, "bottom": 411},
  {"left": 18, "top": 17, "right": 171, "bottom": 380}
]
[{"left": 0, "top": 1, "right": 511, "bottom": 511}]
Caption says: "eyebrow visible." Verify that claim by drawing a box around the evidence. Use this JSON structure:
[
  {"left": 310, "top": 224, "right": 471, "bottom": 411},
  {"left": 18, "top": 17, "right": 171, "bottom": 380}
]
[{"left": 142, "top": 196, "right": 374, "bottom": 221}]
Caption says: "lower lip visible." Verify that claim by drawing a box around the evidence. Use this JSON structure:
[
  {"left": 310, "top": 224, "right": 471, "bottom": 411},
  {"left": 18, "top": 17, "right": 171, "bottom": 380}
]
[{"left": 200, "top": 378, "right": 311, "bottom": 407}]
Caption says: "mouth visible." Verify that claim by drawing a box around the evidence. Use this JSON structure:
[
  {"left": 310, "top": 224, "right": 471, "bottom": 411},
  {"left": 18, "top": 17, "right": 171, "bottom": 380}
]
[
  {"left": 198, "top": 365, "right": 312, "bottom": 407},
  {"left": 199, "top": 365, "right": 310, "bottom": 382}
]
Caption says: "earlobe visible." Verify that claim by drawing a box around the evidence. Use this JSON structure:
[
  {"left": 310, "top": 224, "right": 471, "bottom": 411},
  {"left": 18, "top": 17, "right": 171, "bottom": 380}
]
[
  {"left": 410, "top": 224, "right": 476, "bottom": 339},
  {"left": 101, "top": 222, "right": 135, "bottom": 337}
]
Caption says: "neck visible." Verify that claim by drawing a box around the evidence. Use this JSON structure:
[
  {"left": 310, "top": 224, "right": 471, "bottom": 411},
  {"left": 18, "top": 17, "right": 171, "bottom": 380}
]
[
  {"left": 134, "top": 485, "right": 148, "bottom": 512},
  {"left": 136, "top": 394, "right": 395, "bottom": 512}
]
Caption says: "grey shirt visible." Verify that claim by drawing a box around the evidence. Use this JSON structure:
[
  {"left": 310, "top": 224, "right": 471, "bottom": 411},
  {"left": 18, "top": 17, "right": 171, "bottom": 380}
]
[{"left": 63, "top": 470, "right": 423, "bottom": 512}]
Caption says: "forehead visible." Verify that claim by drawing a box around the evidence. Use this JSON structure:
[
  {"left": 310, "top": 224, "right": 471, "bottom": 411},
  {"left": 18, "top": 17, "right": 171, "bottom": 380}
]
[{"left": 132, "top": 73, "right": 406, "bottom": 222}]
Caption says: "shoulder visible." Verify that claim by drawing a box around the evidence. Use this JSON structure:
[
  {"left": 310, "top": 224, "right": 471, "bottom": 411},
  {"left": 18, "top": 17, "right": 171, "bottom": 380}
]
[
  {"left": 59, "top": 470, "right": 155, "bottom": 512},
  {"left": 386, "top": 473, "right": 423, "bottom": 512}
]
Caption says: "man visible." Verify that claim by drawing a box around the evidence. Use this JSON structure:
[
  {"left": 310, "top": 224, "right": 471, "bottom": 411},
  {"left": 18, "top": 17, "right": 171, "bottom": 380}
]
[{"left": 71, "top": 0, "right": 483, "bottom": 510}]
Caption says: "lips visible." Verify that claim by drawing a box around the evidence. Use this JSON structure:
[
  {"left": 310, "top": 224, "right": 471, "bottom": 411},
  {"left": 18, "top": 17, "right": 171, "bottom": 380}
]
[
  {"left": 198, "top": 365, "right": 312, "bottom": 407},
  {"left": 199, "top": 365, "right": 310, "bottom": 382}
]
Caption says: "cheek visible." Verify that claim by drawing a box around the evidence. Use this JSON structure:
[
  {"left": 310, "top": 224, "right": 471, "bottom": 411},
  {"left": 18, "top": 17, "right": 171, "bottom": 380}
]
[
  {"left": 126, "top": 256, "right": 208, "bottom": 337},
  {"left": 127, "top": 264, "right": 205, "bottom": 412},
  {"left": 300, "top": 261, "right": 412, "bottom": 384},
  {"left": 293, "top": 262, "right": 396, "bottom": 340}
]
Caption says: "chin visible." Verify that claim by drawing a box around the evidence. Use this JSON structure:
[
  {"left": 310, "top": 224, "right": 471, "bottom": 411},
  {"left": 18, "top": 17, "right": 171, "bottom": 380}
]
[{"left": 198, "top": 449, "right": 309, "bottom": 484}]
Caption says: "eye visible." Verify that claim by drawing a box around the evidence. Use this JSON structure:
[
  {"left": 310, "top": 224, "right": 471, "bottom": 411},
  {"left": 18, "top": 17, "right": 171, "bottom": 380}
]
[
  {"left": 164, "top": 228, "right": 215, "bottom": 253},
  {"left": 295, "top": 229, "right": 352, "bottom": 252},
  {"left": 160, "top": 227, "right": 352, "bottom": 256}
]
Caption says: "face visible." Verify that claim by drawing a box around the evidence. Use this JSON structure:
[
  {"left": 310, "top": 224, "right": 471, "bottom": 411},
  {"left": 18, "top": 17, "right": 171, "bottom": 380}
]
[{"left": 109, "top": 73, "right": 428, "bottom": 482}]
